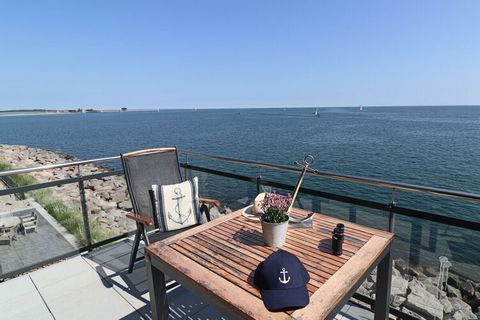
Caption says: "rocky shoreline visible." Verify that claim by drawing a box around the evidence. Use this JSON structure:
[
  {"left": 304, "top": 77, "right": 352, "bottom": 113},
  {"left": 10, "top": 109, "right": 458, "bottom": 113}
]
[
  {"left": 1, "top": 144, "right": 479, "bottom": 319},
  {"left": 357, "top": 258, "right": 480, "bottom": 319},
  {"left": 0, "top": 144, "right": 227, "bottom": 236}
]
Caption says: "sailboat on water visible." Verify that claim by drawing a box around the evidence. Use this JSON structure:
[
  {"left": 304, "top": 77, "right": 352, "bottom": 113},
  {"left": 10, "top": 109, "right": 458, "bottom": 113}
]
[
  {"left": 313, "top": 108, "right": 320, "bottom": 118},
  {"left": 359, "top": 105, "right": 364, "bottom": 111}
]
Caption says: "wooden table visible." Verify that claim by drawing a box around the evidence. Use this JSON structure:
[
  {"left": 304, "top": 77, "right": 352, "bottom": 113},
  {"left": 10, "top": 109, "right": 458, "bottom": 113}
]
[{"left": 145, "top": 207, "right": 395, "bottom": 320}]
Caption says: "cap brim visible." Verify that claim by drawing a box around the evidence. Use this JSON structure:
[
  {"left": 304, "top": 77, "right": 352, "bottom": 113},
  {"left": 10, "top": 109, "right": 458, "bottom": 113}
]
[{"left": 259, "top": 286, "right": 309, "bottom": 311}]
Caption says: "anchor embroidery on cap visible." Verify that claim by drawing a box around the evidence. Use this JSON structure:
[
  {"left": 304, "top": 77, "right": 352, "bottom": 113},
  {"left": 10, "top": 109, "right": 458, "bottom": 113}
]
[{"left": 278, "top": 267, "right": 291, "bottom": 284}]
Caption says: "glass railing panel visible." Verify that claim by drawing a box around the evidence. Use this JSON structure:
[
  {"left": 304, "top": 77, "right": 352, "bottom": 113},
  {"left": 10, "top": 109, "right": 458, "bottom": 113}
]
[
  {"left": 189, "top": 168, "right": 257, "bottom": 211},
  {"left": 395, "top": 188, "right": 480, "bottom": 223},
  {"left": 386, "top": 215, "right": 480, "bottom": 320},
  {"left": 0, "top": 187, "right": 81, "bottom": 278},
  {"left": 82, "top": 175, "right": 137, "bottom": 246}
]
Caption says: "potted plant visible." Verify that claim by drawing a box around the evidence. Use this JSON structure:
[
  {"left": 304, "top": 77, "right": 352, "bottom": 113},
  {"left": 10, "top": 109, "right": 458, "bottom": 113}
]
[{"left": 260, "top": 191, "right": 292, "bottom": 247}]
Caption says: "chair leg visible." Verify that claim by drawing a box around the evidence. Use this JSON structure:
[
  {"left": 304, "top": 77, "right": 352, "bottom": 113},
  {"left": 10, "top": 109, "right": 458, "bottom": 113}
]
[
  {"left": 200, "top": 203, "right": 211, "bottom": 222},
  {"left": 140, "top": 224, "right": 150, "bottom": 246},
  {"left": 128, "top": 226, "right": 142, "bottom": 273}
]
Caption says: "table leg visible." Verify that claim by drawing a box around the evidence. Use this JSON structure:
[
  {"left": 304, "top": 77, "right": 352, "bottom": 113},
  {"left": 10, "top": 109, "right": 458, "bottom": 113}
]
[
  {"left": 146, "top": 253, "right": 169, "bottom": 320},
  {"left": 374, "top": 250, "right": 392, "bottom": 320}
]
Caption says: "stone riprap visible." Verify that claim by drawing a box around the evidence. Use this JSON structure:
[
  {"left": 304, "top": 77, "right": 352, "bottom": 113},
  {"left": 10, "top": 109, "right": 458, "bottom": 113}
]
[
  {"left": 357, "top": 257, "right": 480, "bottom": 320},
  {"left": 0, "top": 144, "right": 228, "bottom": 236}
]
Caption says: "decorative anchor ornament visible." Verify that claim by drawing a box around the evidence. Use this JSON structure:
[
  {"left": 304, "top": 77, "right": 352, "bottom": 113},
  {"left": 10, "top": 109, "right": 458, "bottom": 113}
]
[
  {"left": 278, "top": 267, "right": 291, "bottom": 284},
  {"left": 437, "top": 256, "right": 452, "bottom": 298},
  {"left": 288, "top": 155, "right": 316, "bottom": 227},
  {"left": 167, "top": 187, "right": 192, "bottom": 225}
]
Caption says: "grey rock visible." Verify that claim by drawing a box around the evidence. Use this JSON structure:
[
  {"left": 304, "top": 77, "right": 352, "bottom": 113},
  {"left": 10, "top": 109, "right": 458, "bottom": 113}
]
[
  {"left": 404, "top": 279, "right": 444, "bottom": 320},
  {"left": 363, "top": 280, "right": 375, "bottom": 291},
  {"left": 446, "top": 309, "right": 477, "bottom": 320},
  {"left": 440, "top": 296, "right": 453, "bottom": 314},
  {"left": 392, "top": 267, "right": 401, "bottom": 277},
  {"left": 391, "top": 295, "right": 407, "bottom": 308},
  {"left": 209, "top": 206, "right": 225, "bottom": 220},
  {"left": 474, "top": 282, "right": 480, "bottom": 292},
  {"left": 449, "top": 297, "right": 473, "bottom": 313},
  {"left": 96, "top": 191, "right": 112, "bottom": 200},
  {"left": 391, "top": 274, "right": 409, "bottom": 298},
  {"left": 408, "top": 265, "right": 424, "bottom": 279},
  {"left": 367, "top": 267, "right": 377, "bottom": 283},
  {"left": 424, "top": 266, "right": 438, "bottom": 277},
  {"left": 118, "top": 200, "right": 132, "bottom": 210},
  {"left": 356, "top": 284, "right": 372, "bottom": 297},
  {"left": 447, "top": 285, "right": 463, "bottom": 298},
  {"left": 425, "top": 282, "right": 446, "bottom": 299},
  {"left": 394, "top": 258, "right": 409, "bottom": 274},
  {"left": 475, "top": 311, "right": 480, "bottom": 320},
  {"left": 448, "top": 275, "right": 461, "bottom": 289},
  {"left": 400, "top": 307, "right": 427, "bottom": 320},
  {"left": 110, "top": 192, "right": 126, "bottom": 203},
  {"left": 465, "top": 291, "right": 480, "bottom": 311},
  {"left": 459, "top": 280, "right": 476, "bottom": 298}
]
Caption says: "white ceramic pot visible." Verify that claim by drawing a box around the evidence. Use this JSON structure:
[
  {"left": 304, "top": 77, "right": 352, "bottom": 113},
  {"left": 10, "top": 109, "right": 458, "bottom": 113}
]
[{"left": 261, "top": 216, "right": 289, "bottom": 247}]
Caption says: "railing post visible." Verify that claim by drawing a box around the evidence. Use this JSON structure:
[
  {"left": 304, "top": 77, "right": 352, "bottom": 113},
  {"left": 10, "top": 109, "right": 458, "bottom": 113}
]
[
  {"left": 349, "top": 206, "right": 357, "bottom": 223},
  {"left": 77, "top": 165, "right": 92, "bottom": 249},
  {"left": 256, "top": 167, "right": 261, "bottom": 194},
  {"left": 184, "top": 154, "right": 189, "bottom": 180},
  {"left": 388, "top": 188, "right": 396, "bottom": 232}
]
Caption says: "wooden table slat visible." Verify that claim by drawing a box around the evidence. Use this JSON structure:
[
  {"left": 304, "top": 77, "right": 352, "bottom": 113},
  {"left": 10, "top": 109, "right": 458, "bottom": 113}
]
[{"left": 197, "top": 229, "right": 334, "bottom": 282}]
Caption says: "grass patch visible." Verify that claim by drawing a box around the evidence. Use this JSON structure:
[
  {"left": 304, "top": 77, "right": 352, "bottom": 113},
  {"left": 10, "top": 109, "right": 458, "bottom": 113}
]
[{"left": 0, "top": 159, "right": 109, "bottom": 246}]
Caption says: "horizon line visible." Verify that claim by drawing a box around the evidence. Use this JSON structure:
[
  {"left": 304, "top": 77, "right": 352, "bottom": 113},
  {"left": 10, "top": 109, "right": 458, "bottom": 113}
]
[{"left": 1, "top": 104, "right": 480, "bottom": 112}]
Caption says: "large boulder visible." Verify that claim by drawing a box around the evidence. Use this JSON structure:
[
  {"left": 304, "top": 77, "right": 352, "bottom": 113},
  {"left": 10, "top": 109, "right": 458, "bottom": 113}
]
[
  {"left": 425, "top": 282, "right": 446, "bottom": 299},
  {"left": 400, "top": 306, "right": 427, "bottom": 320},
  {"left": 458, "top": 280, "right": 476, "bottom": 298},
  {"left": 404, "top": 279, "right": 444, "bottom": 320},
  {"left": 447, "top": 285, "right": 463, "bottom": 298},
  {"left": 391, "top": 275, "right": 409, "bottom": 298},
  {"left": 394, "top": 258, "right": 409, "bottom": 275},
  {"left": 448, "top": 297, "right": 475, "bottom": 318},
  {"left": 392, "top": 267, "right": 401, "bottom": 278},
  {"left": 448, "top": 275, "right": 461, "bottom": 289},
  {"left": 391, "top": 295, "right": 407, "bottom": 308},
  {"left": 440, "top": 296, "right": 453, "bottom": 314},
  {"left": 446, "top": 309, "right": 476, "bottom": 320},
  {"left": 424, "top": 266, "right": 439, "bottom": 277},
  {"left": 465, "top": 291, "right": 480, "bottom": 310}
]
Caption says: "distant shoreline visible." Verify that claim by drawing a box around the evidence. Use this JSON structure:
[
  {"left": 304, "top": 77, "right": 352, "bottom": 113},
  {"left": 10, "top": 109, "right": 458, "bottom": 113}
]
[
  {"left": 1, "top": 105, "right": 480, "bottom": 118},
  {"left": 0, "top": 112, "right": 75, "bottom": 117},
  {"left": 0, "top": 110, "right": 126, "bottom": 117}
]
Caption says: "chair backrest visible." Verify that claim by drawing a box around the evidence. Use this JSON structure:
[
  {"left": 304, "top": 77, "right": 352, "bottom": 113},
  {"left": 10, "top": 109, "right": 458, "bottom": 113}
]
[{"left": 121, "top": 148, "right": 182, "bottom": 226}]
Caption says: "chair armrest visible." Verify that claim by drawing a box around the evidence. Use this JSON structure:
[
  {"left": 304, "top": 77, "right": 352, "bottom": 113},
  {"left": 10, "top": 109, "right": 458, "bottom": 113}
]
[
  {"left": 126, "top": 212, "right": 154, "bottom": 226},
  {"left": 198, "top": 197, "right": 221, "bottom": 208}
]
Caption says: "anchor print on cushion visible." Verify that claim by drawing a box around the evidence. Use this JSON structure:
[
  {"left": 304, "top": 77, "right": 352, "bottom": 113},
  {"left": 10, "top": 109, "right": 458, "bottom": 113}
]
[{"left": 152, "top": 177, "right": 201, "bottom": 231}]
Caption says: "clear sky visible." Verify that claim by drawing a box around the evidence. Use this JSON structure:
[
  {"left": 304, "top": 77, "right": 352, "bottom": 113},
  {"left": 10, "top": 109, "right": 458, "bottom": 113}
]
[{"left": 1, "top": 1, "right": 479, "bottom": 109}]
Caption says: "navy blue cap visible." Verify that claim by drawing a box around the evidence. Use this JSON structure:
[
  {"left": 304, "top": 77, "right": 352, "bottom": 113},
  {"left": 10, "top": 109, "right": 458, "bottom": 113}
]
[{"left": 254, "top": 250, "right": 310, "bottom": 311}]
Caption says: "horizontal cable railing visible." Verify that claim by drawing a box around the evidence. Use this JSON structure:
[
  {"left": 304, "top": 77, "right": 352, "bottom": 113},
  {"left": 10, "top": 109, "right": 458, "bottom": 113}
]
[
  {"left": 181, "top": 163, "right": 480, "bottom": 232},
  {"left": 180, "top": 151, "right": 480, "bottom": 202},
  {"left": 2, "top": 151, "right": 480, "bottom": 202}
]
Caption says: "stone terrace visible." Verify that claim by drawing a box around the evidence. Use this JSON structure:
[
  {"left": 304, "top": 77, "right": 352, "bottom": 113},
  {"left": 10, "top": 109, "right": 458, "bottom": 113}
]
[{"left": 0, "top": 238, "right": 373, "bottom": 320}]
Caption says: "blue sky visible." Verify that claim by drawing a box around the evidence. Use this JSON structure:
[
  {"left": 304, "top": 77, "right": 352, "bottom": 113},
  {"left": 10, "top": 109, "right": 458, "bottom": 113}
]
[{"left": 0, "top": 1, "right": 479, "bottom": 109}]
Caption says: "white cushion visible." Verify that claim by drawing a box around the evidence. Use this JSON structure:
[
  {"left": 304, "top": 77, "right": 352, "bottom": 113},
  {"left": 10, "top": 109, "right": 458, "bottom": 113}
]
[{"left": 152, "top": 177, "right": 201, "bottom": 232}]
